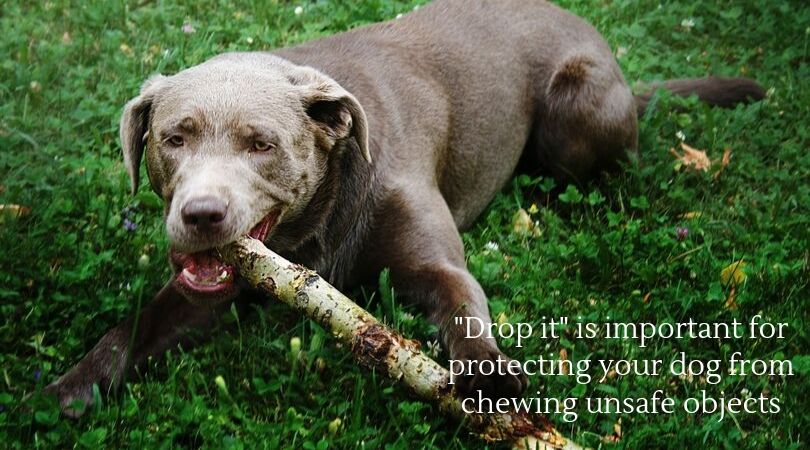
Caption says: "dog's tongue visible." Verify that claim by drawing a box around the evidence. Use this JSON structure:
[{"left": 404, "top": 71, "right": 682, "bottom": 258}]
[
  {"left": 182, "top": 251, "right": 233, "bottom": 287},
  {"left": 248, "top": 216, "right": 274, "bottom": 242}
]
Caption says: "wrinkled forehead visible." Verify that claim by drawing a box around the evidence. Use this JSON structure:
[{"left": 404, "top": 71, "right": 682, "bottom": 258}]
[{"left": 151, "top": 62, "right": 302, "bottom": 134}]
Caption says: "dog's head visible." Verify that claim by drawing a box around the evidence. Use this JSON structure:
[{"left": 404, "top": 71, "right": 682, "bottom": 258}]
[{"left": 120, "top": 53, "right": 370, "bottom": 304}]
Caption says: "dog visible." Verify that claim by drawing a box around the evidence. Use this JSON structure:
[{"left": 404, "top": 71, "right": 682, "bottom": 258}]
[{"left": 45, "top": 0, "right": 763, "bottom": 417}]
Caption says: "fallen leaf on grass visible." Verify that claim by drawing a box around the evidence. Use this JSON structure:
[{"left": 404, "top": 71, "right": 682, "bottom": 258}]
[
  {"left": 512, "top": 208, "right": 532, "bottom": 234},
  {"left": 720, "top": 260, "right": 747, "bottom": 286},
  {"left": 559, "top": 349, "right": 569, "bottom": 375},
  {"left": 679, "top": 211, "right": 703, "bottom": 219},
  {"left": 712, "top": 147, "right": 733, "bottom": 179},
  {"left": 512, "top": 208, "right": 541, "bottom": 236},
  {"left": 670, "top": 143, "right": 734, "bottom": 179},
  {"left": 0, "top": 204, "right": 31, "bottom": 223},
  {"left": 724, "top": 286, "right": 738, "bottom": 310},
  {"left": 721, "top": 148, "right": 732, "bottom": 167},
  {"left": 670, "top": 142, "right": 711, "bottom": 172},
  {"left": 602, "top": 419, "right": 622, "bottom": 443}
]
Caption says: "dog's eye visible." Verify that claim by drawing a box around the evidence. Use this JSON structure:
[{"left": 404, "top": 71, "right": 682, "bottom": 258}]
[
  {"left": 167, "top": 135, "right": 184, "bottom": 147},
  {"left": 252, "top": 140, "right": 275, "bottom": 152}
]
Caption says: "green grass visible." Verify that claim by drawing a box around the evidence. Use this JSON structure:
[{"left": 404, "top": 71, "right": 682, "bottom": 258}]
[{"left": 1, "top": 0, "right": 808, "bottom": 448}]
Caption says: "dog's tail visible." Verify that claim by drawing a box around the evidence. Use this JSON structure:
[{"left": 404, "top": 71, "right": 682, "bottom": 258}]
[{"left": 634, "top": 77, "right": 765, "bottom": 115}]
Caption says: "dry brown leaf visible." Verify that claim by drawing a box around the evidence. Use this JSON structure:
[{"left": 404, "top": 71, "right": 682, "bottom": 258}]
[
  {"left": 721, "top": 260, "right": 747, "bottom": 286},
  {"left": 712, "top": 147, "right": 733, "bottom": 179},
  {"left": 559, "top": 348, "right": 569, "bottom": 375},
  {"left": 679, "top": 211, "right": 703, "bottom": 219},
  {"left": 602, "top": 419, "right": 622, "bottom": 443},
  {"left": 512, "top": 208, "right": 532, "bottom": 234},
  {"left": 0, "top": 204, "right": 31, "bottom": 223},
  {"left": 670, "top": 142, "right": 711, "bottom": 172},
  {"left": 643, "top": 292, "right": 652, "bottom": 304},
  {"left": 720, "top": 147, "right": 732, "bottom": 168},
  {"left": 724, "top": 286, "right": 739, "bottom": 311}
]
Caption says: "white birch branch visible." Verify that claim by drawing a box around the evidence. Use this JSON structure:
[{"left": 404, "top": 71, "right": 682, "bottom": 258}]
[{"left": 219, "top": 237, "right": 584, "bottom": 450}]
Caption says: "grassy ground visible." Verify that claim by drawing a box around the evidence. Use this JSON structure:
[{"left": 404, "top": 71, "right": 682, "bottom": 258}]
[{"left": 1, "top": 0, "right": 808, "bottom": 448}]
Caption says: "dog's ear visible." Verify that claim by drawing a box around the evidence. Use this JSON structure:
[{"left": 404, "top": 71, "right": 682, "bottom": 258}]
[
  {"left": 120, "top": 74, "right": 166, "bottom": 194},
  {"left": 290, "top": 68, "right": 371, "bottom": 163}
]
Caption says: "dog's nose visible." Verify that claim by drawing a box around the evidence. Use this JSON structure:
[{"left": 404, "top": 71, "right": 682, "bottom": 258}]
[{"left": 181, "top": 195, "right": 228, "bottom": 232}]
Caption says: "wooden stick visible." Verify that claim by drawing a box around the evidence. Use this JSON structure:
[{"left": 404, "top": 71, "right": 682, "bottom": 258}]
[{"left": 219, "top": 237, "right": 583, "bottom": 450}]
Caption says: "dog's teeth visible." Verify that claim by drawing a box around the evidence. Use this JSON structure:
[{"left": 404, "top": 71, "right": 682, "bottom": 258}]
[
  {"left": 182, "top": 268, "right": 197, "bottom": 282},
  {"left": 218, "top": 270, "right": 229, "bottom": 282}
]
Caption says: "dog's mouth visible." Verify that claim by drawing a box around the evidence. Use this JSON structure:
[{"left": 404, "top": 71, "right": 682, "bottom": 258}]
[{"left": 171, "top": 211, "right": 279, "bottom": 301}]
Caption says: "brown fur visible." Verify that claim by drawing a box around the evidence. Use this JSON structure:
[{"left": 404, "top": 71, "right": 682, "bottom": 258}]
[{"left": 635, "top": 76, "right": 765, "bottom": 115}]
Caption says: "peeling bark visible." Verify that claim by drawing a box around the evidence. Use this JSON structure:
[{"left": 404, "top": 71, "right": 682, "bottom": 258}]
[{"left": 219, "top": 237, "right": 583, "bottom": 450}]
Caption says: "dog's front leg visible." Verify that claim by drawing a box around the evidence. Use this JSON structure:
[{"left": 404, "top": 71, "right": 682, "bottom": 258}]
[
  {"left": 370, "top": 190, "right": 528, "bottom": 399},
  {"left": 43, "top": 281, "right": 228, "bottom": 417}
]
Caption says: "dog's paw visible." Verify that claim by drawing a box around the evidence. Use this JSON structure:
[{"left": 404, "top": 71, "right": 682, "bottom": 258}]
[
  {"left": 41, "top": 369, "right": 96, "bottom": 418},
  {"left": 452, "top": 346, "right": 528, "bottom": 399}
]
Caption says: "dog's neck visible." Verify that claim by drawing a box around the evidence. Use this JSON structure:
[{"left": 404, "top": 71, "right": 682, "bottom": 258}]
[{"left": 267, "top": 138, "right": 376, "bottom": 289}]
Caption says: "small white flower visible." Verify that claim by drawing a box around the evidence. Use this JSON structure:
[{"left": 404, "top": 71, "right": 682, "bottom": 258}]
[
  {"left": 681, "top": 18, "right": 695, "bottom": 30},
  {"left": 246, "top": 36, "right": 254, "bottom": 44},
  {"left": 615, "top": 46, "right": 628, "bottom": 59},
  {"left": 294, "top": 5, "right": 303, "bottom": 15},
  {"left": 676, "top": 130, "right": 686, "bottom": 141},
  {"left": 741, "top": 388, "right": 751, "bottom": 399},
  {"left": 182, "top": 22, "right": 196, "bottom": 34},
  {"left": 396, "top": 13, "right": 403, "bottom": 19},
  {"left": 484, "top": 241, "right": 500, "bottom": 252},
  {"left": 686, "top": 54, "right": 692, "bottom": 62}
]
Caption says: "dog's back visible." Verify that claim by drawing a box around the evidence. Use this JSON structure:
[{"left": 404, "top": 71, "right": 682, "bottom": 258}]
[
  {"left": 278, "top": 0, "right": 763, "bottom": 228},
  {"left": 276, "top": 0, "right": 634, "bottom": 226}
]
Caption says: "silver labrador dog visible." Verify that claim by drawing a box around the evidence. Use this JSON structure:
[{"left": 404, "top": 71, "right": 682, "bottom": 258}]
[{"left": 46, "top": 0, "right": 763, "bottom": 416}]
